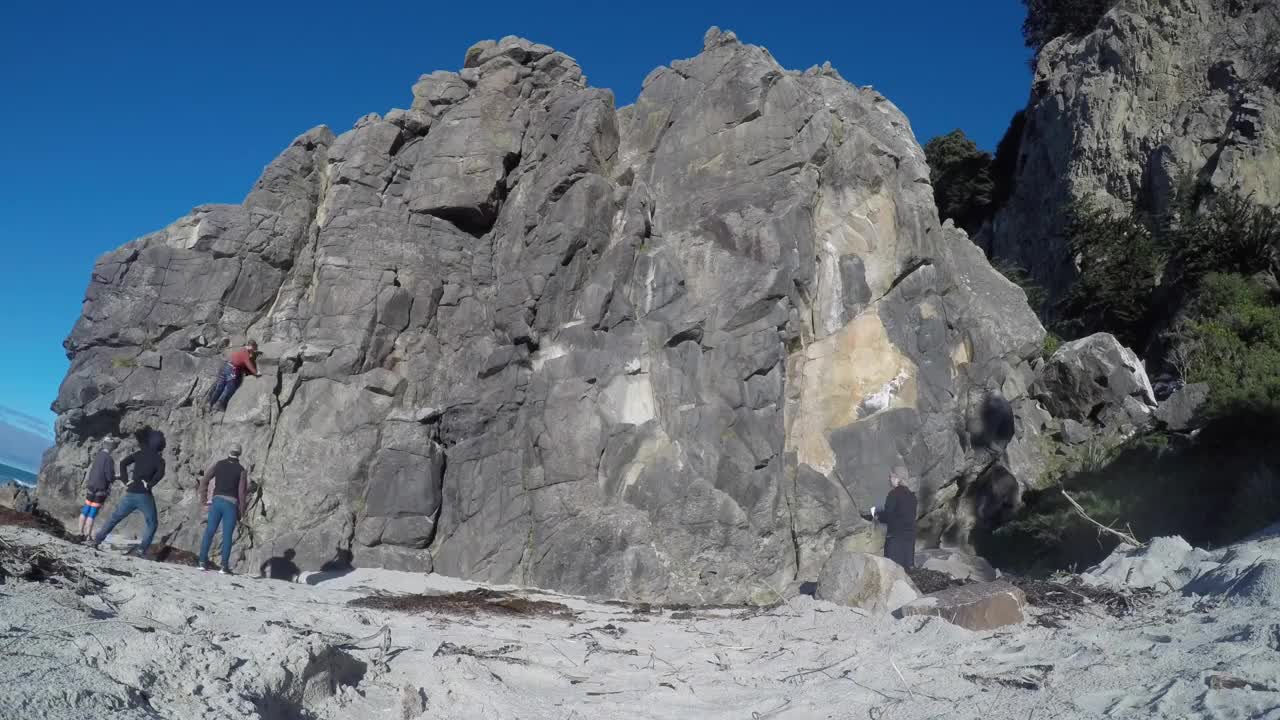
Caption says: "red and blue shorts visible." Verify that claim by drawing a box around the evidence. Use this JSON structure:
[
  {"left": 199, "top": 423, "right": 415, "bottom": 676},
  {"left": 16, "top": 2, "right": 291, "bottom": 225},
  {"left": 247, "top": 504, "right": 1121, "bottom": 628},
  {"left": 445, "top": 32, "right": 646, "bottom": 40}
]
[{"left": 81, "top": 491, "right": 109, "bottom": 519}]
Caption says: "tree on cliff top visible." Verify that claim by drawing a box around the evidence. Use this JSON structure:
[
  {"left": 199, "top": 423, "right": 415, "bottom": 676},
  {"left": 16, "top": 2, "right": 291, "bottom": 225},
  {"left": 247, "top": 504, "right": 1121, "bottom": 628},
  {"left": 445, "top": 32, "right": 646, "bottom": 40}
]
[
  {"left": 1022, "top": 0, "right": 1119, "bottom": 53},
  {"left": 924, "top": 130, "right": 995, "bottom": 236}
]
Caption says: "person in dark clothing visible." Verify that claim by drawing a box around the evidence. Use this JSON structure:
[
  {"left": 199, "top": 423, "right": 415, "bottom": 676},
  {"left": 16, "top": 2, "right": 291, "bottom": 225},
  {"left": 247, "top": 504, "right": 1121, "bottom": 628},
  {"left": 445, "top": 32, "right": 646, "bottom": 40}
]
[
  {"left": 91, "top": 430, "right": 166, "bottom": 555},
  {"left": 871, "top": 467, "right": 918, "bottom": 569},
  {"left": 260, "top": 549, "right": 301, "bottom": 582},
  {"left": 78, "top": 437, "right": 119, "bottom": 541},
  {"left": 207, "top": 340, "right": 261, "bottom": 412},
  {"left": 197, "top": 444, "right": 249, "bottom": 574}
]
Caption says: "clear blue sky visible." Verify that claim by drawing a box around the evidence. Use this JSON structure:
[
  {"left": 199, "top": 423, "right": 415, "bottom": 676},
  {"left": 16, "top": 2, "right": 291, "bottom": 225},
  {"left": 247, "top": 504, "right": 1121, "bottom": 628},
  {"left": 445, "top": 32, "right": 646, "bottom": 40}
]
[{"left": 0, "top": 0, "right": 1030, "bottom": 431}]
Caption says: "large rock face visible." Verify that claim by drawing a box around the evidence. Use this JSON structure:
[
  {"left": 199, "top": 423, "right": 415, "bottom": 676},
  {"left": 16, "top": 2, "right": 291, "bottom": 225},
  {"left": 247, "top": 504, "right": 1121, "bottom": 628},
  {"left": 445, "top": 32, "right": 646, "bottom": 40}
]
[
  {"left": 983, "top": 0, "right": 1280, "bottom": 300},
  {"left": 39, "top": 30, "right": 1045, "bottom": 602}
]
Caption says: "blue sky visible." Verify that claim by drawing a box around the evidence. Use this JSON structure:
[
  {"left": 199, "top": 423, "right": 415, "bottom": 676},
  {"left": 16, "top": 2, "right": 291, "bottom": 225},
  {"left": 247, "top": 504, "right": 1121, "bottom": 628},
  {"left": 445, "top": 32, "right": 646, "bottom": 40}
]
[{"left": 0, "top": 0, "right": 1031, "bottom": 432}]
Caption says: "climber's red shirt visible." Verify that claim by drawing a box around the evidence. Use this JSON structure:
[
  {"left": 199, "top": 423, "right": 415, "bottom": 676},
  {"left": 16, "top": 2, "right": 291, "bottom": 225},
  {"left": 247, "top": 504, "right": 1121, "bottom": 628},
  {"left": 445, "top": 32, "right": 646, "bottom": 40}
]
[{"left": 228, "top": 348, "right": 259, "bottom": 376}]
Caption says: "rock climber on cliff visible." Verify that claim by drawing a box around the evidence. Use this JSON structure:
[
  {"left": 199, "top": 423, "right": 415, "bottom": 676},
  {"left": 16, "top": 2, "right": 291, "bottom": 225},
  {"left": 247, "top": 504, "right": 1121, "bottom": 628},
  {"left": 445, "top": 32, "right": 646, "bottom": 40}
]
[
  {"left": 870, "top": 466, "right": 918, "bottom": 569},
  {"left": 196, "top": 443, "right": 249, "bottom": 574},
  {"left": 77, "top": 437, "right": 118, "bottom": 542},
  {"left": 206, "top": 340, "right": 261, "bottom": 412}
]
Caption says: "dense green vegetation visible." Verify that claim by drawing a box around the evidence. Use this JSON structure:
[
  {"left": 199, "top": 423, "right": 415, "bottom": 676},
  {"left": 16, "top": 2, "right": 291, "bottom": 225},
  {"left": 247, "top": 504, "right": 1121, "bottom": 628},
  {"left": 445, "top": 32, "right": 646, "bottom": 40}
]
[
  {"left": 923, "top": 113, "right": 1026, "bottom": 237},
  {"left": 981, "top": 408, "right": 1280, "bottom": 573},
  {"left": 1055, "top": 202, "right": 1164, "bottom": 348},
  {"left": 923, "top": 130, "right": 994, "bottom": 235},
  {"left": 1169, "top": 273, "right": 1280, "bottom": 415},
  {"left": 1054, "top": 192, "right": 1280, "bottom": 360},
  {"left": 984, "top": 193, "right": 1280, "bottom": 574}
]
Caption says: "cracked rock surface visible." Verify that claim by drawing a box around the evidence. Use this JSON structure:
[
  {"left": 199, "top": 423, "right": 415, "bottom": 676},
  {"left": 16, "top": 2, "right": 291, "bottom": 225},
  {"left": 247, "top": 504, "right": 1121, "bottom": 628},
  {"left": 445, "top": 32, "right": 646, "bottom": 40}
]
[{"left": 39, "top": 30, "right": 1045, "bottom": 602}]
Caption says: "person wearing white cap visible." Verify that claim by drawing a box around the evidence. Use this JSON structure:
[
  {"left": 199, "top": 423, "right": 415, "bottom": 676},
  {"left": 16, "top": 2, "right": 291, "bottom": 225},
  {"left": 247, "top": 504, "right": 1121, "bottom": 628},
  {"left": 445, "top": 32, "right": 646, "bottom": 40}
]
[
  {"left": 78, "top": 437, "right": 119, "bottom": 542},
  {"left": 196, "top": 443, "right": 249, "bottom": 574}
]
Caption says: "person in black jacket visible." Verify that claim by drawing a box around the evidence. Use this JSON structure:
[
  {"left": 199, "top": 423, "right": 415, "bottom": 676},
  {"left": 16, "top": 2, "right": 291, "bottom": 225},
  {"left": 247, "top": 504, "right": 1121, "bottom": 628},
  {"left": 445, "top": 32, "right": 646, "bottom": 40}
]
[
  {"left": 871, "top": 466, "right": 918, "bottom": 569},
  {"left": 78, "top": 437, "right": 119, "bottom": 542},
  {"left": 92, "top": 430, "right": 166, "bottom": 556}
]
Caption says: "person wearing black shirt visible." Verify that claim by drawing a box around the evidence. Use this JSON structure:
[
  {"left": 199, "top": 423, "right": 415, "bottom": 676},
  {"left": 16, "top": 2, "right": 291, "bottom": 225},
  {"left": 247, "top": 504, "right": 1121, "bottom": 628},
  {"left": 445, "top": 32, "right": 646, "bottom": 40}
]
[
  {"left": 871, "top": 467, "right": 918, "bottom": 569},
  {"left": 197, "top": 444, "right": 250, "bottom": 574},
  {"left": 92, "top": 431, "right": 166, "bottom": 556}
]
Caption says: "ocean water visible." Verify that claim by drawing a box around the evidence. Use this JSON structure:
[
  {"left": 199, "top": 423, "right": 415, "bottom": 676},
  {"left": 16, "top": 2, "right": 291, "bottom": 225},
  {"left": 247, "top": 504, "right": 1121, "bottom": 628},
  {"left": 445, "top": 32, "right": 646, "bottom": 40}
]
[{"left": 0, "top": 461, "right": 37, "bottom": 488}]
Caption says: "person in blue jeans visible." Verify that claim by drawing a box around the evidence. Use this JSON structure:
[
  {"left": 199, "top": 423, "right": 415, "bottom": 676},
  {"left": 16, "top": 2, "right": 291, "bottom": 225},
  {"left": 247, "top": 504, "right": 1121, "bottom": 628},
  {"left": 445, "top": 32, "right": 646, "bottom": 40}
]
[
  {"left": 197, "top": 444, "right": 249, "bottom": 574},
  {"left": 92, "top": 430, "right": 166, "bottom": 556}
]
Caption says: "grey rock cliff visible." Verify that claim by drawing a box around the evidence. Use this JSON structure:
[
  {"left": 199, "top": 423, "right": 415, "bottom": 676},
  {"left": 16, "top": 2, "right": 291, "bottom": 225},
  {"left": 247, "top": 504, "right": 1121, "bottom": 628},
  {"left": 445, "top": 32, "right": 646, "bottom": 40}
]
[
  {"left": 39, "top": 31, "right": 1045, "bottom": 602},
  {"left": 983, "top": 0, "right": 1280, "bottom": 300}
]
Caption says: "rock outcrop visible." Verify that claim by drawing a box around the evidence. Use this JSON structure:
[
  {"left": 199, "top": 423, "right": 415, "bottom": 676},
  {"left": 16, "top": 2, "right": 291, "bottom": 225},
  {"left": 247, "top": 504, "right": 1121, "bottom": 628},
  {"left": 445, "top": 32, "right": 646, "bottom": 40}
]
[
  {"left": 915, "top": 548, "right": 1000, "bottom": 583},
  {"left": 893, "top": 579, "right": 1027, "bottom": 631},
  {"left": 1035, "top": 332, "right": 1156, "bottom": 430},
  {"left": 39, "top": 30, "right": 1046, "bottom": 602},
  {"left": 1154, "top": 382, "right": 1210, "bottom": 432},
  {"left": 814, "top": 548, "right": 920, "bottom": 613},
  {"left": 982, "top": 0, "right": 1280, "bottom": 300}
]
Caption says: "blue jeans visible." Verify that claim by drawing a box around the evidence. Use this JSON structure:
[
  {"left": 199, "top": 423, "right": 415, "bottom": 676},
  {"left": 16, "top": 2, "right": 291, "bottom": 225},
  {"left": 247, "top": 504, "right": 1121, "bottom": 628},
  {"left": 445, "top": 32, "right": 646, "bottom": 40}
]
[
  {"left": 199, "top": 497, "right": 239, "bottom": 569},
  {"left": 207, "top": 363, "right": 242, "bottom": 409},
  {"left": 94, "top": 492, "right": 158, "bottom": 553}
]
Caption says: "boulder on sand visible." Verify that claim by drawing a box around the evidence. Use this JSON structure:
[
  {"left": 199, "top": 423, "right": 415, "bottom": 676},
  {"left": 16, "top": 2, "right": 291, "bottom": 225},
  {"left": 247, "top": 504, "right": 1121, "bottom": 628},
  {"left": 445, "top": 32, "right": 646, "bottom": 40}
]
[
  {"left": 915, "top": 548, "right": 999, "bottom": 582},
  {"left": 893, "top": 579, "right": 1026, "bottom": 630},
  {"left": 815, "top": 549, "right": 919, "bottom": 614},
  {"left": 1083, "top": 536, "right": 1215, "bottom": 592}
]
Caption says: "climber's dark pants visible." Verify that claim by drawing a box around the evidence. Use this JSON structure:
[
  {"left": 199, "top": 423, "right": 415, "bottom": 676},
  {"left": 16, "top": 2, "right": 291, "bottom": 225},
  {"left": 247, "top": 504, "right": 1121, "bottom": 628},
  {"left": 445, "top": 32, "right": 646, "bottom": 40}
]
[
  {"left": 884, "top": 534, "right": 916, "bottom": 569},
  {"left": 207, "top": 363, "right": 242, "bottom": 409}
]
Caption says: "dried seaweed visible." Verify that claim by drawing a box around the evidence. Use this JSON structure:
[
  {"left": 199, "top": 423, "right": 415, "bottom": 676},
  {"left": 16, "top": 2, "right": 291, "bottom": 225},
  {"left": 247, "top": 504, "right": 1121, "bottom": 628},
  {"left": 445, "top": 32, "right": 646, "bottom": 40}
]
[
  {"left": 906, "top": 567, "right": 969, "bottom": 594},
  {"left": 433, "top": 641, "right": 528, "bottom": 665},
  {"left": 1009, "top": 574, "right": 1155, "bottom": 626},
  {"left": 349, "top": 587, "right": 578, "bottom": 620},
  {"left": 145, "top": 544, "right": 201, "bottom": 567},
  {"left": 0, "top": 506, "right": 70, "bottom": 539},
  {"left": 0, "top": 535, "right": 100, "bottom": 591}
]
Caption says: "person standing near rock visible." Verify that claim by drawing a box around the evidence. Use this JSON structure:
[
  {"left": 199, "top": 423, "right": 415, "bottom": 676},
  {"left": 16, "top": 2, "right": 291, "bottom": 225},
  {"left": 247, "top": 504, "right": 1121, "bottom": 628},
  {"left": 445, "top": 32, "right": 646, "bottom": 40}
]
[
  {"left": 871, "top": 466, "right": 918, "bottom": 569},
  {"left": 206, "top": 340, "right": 261, "bottom": 412},
  {"left": 196, "top": 444, "right": 249, "bottom": 574},
  {"left": 91, "top": 430, "right": 166, "bottom": 556},
  {"left": 77, "top": 437, "right": 118, "bottom": 542}
]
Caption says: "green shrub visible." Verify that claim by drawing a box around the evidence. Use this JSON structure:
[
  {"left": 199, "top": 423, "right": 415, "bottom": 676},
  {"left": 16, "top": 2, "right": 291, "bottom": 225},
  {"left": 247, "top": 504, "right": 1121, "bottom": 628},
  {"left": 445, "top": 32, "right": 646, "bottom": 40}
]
[
  {"left": 1022, "top": 0, "right": 1118, "bottom": 53},
  {"left": 1172, "top": 273, "right": 1280, "bottom": 414},
  {"left": 1055, "top": 201, "right": 1164, "bottom": 347},
  {"left": 1042, "top": 332, "right": 1062, "bottom": 358},
  {"left": 1165, "top": 193, "right": 1279, "bottom": 287},
  {"left": 924, "top": 130, "right": 995, "bottom": 235}
]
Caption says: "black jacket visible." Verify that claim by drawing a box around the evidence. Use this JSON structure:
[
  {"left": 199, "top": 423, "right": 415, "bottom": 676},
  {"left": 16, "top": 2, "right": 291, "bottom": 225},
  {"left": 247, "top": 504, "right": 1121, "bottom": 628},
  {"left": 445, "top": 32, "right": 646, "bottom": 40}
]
[
  {"left": 120, "top": 433, "right": 166, "bottom": 494},
  {"left": 85, "top": 450, "right": 115, "bottom": 493},
  {"left": 877, "top": 485, "right": 918, "bottom": 539}
]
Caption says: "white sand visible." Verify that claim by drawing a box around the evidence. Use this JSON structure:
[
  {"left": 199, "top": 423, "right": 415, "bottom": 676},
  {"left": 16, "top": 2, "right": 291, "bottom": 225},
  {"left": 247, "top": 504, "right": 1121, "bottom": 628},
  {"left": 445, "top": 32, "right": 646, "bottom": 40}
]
[{"left": 1, "top": 528, "right": 1278, "bottom": 719}]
